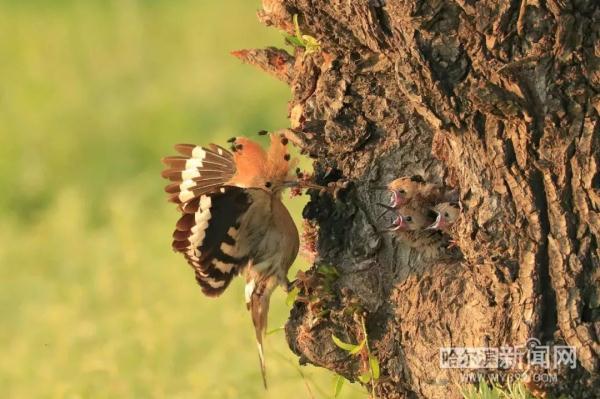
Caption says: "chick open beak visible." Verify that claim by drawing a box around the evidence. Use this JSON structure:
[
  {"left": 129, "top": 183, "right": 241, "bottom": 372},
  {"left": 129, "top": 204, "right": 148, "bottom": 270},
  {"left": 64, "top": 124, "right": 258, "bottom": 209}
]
[
  {"left": 387, "top": 215, "right": 406, "bottom": 231},
  {"left": 426, "top": 212, "right": 444, "bottom": 230}
]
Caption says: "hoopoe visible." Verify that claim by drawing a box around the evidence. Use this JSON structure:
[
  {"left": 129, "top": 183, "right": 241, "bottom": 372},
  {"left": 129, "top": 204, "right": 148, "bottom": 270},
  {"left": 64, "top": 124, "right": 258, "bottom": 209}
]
[
  {"left": 427, "top": 202, "right": 461, "bottom": 232},
  {"left": 161, "top": 133, "right": 303, "bottom": 389}
]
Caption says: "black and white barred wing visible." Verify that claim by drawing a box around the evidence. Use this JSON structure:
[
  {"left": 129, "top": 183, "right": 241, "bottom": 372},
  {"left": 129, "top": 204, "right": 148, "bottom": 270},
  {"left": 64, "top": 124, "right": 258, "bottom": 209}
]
[
  {"left": 162, "top": 143, "right": 248, "bottom": 296},
  {"left": 171, "top": 186, "right": 252, "bottom": 296},
  {"left": 161, "top": 143, "right": 235, "bottom": 212}
]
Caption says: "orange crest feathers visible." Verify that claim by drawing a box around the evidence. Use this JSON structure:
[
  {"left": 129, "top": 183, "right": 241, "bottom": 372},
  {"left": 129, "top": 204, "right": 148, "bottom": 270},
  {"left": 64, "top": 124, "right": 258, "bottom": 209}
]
[
  {"left": 266, "top": 133, "right": 297, "bottom": 181},
  {"left": 231, "top": 137, "right": 267, "bottom": 187},
  {"left": 230, "top": 134, "right": 296, "bottom": 188}
]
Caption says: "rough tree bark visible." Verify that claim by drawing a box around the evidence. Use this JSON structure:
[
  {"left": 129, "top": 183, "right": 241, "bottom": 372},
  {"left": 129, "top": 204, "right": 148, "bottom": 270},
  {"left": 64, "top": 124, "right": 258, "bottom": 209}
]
[{"left": 235, "top": 1, "right": 599, "bottom": 398}]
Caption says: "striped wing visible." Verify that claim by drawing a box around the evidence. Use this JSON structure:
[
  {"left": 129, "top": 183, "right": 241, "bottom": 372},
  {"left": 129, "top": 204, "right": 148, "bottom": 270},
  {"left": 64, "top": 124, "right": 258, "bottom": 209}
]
[
  {"left": 172, "top": 186, "right": 252, "bottom": 296},
  {"left": 161, "top": 144, "right": 235, "bottom": 212}
]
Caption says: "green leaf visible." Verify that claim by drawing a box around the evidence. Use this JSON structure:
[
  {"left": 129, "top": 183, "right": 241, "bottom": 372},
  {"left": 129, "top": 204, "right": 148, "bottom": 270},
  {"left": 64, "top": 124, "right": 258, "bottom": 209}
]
[
  {"left": 349, "top": 338, "right": 366, "bottom": 355},
  {"left": 333, "top": 375, "right": 345, "bottom": 398},
  {"left": 283, "top": 33, "right": 304, "bottom": 48},
  {"left": 302, "top": 35, "right": 320, "bottom": 52},
  {"left": 358, "top": 372, "right": 372, "bottom": 384},
  {"left": 317, "top": 264, "right": 339, "bottom": 277},
  {"left": 266, "top": 327, "right": 284, "bottom": 336},
  {"left": 331, "top": 334, "right": 359, "bottom": 352},
  {"left": 285, "top": 286, "right": 300, "bottom": 307},
  {"left": 369, "top": 355, "right": 380, "bottom": 380},
  {"left": 293, "top": 14, "right": 303, "bottom": 44}
]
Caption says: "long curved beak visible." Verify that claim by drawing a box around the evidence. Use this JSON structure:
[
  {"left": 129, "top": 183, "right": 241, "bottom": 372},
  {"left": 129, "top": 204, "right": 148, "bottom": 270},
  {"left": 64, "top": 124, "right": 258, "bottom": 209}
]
[{"left": 283, "top": 180, "right": 327, "bottom": 191}]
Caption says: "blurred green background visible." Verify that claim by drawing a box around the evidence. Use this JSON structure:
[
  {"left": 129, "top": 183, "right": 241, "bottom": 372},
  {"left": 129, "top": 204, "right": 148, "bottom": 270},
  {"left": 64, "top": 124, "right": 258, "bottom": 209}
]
[{"left": 0, "top": 1, "right": 364, "bottom": 398}]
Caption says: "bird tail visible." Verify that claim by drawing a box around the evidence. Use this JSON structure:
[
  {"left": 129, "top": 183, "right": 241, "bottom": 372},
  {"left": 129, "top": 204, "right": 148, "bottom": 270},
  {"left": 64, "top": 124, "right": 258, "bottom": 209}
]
[
  {"left": 256, "top": 336, "right": 267, "bottom": 390},
  {"left": 246, "top": 278, "right": 277, "bottom": 390}
]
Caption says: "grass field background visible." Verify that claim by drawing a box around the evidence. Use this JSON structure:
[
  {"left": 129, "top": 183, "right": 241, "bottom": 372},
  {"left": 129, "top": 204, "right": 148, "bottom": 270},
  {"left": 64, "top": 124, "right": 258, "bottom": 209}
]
[{"left": 0, "top": 1, "right": 365, "bottom": 398}]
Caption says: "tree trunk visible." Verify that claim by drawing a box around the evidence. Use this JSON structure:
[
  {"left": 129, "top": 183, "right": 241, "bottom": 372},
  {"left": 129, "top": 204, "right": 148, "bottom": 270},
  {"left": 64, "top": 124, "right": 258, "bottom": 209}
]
[{"left": 237, "top": 1, "right": 599, "bottom": 397}]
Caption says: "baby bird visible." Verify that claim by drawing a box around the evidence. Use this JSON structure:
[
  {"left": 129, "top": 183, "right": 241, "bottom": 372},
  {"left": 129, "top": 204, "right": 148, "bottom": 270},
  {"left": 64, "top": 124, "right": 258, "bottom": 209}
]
[
  {"left": 386, "top": 175, "right": 442, "bottom": 208},
  {"left": 376, "top": 175, "right": 441, "bottom": 222},
  {"left": 427, "top": 202, "right": 461, "bottom": 232},
  {"left": 380, "top": 203, "right": 450, "bottom": 260},
  {"left": 386, "top": 204, "right": 437, "bottom": 232}
]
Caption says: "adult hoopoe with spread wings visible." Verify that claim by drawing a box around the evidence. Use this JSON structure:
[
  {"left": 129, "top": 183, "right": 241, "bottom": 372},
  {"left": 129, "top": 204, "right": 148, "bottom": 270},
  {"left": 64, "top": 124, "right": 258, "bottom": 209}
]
[{"left": 161, "top": 133, "right": 303, "bottom": 388}]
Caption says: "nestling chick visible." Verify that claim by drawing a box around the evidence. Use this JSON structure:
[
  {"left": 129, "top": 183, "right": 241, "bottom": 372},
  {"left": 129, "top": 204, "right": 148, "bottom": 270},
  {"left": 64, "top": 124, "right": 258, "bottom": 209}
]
[
  {"left": 379, "top": 202, "right": 458, "bottom": 260},
  {"left": 377, "top": 202, "right": 451, "bottom": 260},
  {"left": 427, "top": 202, "right": 461, "bottom": 232},
  {"left": 383, "top": 203, "right": 437, "bottom": 232},
  {"left": 385, "top": 175, "right": 442, "bottom": 208}
]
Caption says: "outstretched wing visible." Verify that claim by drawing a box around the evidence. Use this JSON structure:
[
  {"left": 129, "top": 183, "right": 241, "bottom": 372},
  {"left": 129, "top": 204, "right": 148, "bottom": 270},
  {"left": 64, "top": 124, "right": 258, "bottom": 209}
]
[
  {"left": 161, "top": 143, "right": 235, "bottom": 212},
  {"left": 171, "top": 186, "right": 252, "bottom": 296},
  {"left": 162, "top": 143, "right": 249, "bottom": 295}
]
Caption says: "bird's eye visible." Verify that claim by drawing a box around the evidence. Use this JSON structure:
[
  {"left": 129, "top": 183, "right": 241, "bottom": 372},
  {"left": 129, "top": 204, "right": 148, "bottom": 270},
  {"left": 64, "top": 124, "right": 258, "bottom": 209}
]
[
  {"left": 284, "top": 154, "right": 291, "bottom": 161},
  {"left": 399, "top": 189, "right": 406, "bottom": 194},
  {"left": 265, "top": 182, "right": 272, "bottom": 188},
  {"left": 405, "top": 216, "right": 412, "bottom": 222},
  {"left": 444, "top": 212, "right": 449, "bottom": 218}
]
